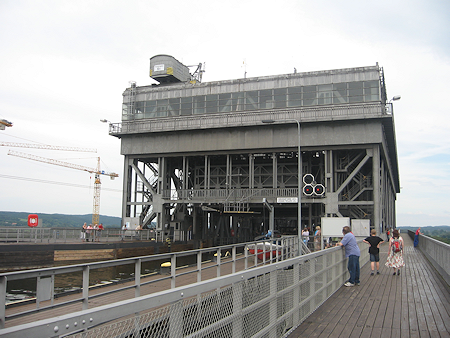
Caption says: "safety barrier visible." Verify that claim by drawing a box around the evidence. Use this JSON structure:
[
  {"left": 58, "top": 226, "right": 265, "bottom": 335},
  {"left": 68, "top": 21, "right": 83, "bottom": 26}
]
[
  {"left": 408, "top": 230, "right": 450, "bottom": 286},
  {"left": 0, "top": 227, "right": 164, "bottom": 243},
  {"left": 0, "top": 236, "right": 298, "bottom": 331},
  {"left": 0, "top": 239, "right": 368, "bottom": 337}
]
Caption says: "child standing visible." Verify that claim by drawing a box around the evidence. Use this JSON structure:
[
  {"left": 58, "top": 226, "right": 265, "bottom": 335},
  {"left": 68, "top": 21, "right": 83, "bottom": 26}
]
[{"left": 363, "top": 229, "right": 384, "bottom": 275}]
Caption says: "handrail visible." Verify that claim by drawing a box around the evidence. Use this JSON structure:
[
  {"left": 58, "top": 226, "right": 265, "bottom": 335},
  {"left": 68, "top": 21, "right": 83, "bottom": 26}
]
[
  {"left": 0, "top": 240, "right": 369, "bottom": 337},
  {"left": 0, "top": 227, "right": 164, "bottom": 244},
  {"left": 0, "top": 236, "right": 298, "bottom": 329},
  {"left": 110, "top": 103, "right": 384, "bottom": 135},
  {"left": 407, "top": 230, "right": 450, "bottom": 286}
]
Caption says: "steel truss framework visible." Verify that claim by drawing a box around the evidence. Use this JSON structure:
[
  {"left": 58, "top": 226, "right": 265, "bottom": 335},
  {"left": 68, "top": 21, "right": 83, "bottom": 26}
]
[{"left": 121, "top": 144, "right": 396, "bottom": 245}]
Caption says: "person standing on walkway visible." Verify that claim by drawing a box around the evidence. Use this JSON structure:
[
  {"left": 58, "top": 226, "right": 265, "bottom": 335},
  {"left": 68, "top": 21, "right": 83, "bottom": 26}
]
[
  {"left": 363, "top": 229, "right": 384, "bottom": 275},
  {"left": 385, "top": 229, "right": 405, "bottom": 275},
  {"left": 414, "top": 227, "right": 423, "bottom": 247},
  {"left": 314, "top": 226, "right": 321, "bottom": 251},
  {"left": 302, "top": 228, "right": 310, "bottom": 246},
  {"left": 86, "top": 224, "right": 93, "bottom": 242},
  {"left": 97, "top": 223, "right": 104, "bottom": 242},
  {"left": 336, "top": 226, "right": 361, "bottom": 287},
  {"left": 81, "top": 222, "right": 87, "bottom": 242}
]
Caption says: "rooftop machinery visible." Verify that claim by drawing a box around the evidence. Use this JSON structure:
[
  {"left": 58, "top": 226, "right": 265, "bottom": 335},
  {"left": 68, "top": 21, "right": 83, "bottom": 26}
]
[{"left": 0, "top": 119, "right": 13, "bottom": 130}]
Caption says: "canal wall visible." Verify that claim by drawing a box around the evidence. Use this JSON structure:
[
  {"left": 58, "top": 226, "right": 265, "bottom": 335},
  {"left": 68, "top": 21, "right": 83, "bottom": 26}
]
[{"left": 0, "top": 242, "right": 194, "bottom": 272}]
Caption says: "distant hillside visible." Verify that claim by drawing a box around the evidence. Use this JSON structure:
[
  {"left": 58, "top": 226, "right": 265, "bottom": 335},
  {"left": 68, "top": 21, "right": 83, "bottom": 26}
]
[
  {"left": 0, "top": 211, "right": 122, "bottom": 228},
  {"left": 398, "top": 226, "right": 450, "bottom": 245}
]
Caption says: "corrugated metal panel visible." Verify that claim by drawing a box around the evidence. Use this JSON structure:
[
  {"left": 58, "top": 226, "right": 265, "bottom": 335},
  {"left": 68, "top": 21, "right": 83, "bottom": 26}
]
[{"left": 134, "top": 65, "right": 381, "bottom": 101}]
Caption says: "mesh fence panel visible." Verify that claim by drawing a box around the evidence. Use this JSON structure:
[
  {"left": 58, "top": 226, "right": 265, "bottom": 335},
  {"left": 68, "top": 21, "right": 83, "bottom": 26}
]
[{"left": 50, "top": 247, "right": 368, "bottom": 338}]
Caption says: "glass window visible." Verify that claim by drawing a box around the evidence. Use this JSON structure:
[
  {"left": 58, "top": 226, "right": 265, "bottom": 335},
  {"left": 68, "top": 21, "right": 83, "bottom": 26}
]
[
  {"left": 156, "top": 107, "right": 167, "bottom": 117},
  {"left": 259, "top": 89, "right": 273, "bottom": 109},
  {"left": 348, "top": 81, "right": 363, "bottom": 89},
  {"left": 288, "top": 86, "right": 301, "bottom": 94},
  {"left": 318, "top": 85, "right": 332, "bottom": 105},
  {"left": 288, "top": 87, "right": 302, "bottom": 107},
  {"left": 348, "top": 82, "right": 364, "bottom": 102},
  {"left": 318, "top": 92, "right": 332, "bottom": 105},
  {"left": 303, "top": 85, "right": 316, "bottom": 93},
  {"left": 245, "top": 91, "right": 258, "bottom": 110},
  {"left": 181, "top": 97, "right": 192, "bottom": 116},
  {"left": 206, "top": 94, "right": 218, "bottom": 113},
  {"left": 333, "top": 83, "right": 347, "bottom": 104},
  {"left": 232, "top": 92, "right": 244, "bottom": 111},
  {"left": 274, "top": 88, "right": 287, "bottom": 108},
  {"left": 219, "top": 93, "right": 232, "bottom": 112},
  {"left": 364, "top": 86, "right": 380, "bottom": 102},
  {"left": 363, "top": 80, "right": 378, "bottom": 88},
  {"left": 303, "top": 91, "right": 317, "bottom": 106},
  {"left": 168, "top": 98, "right": 180, "bottom": 116},
  {"left": 318, "top": 84, "right": 332, "bottom": 92},
  {"left": 194, "top": 96, "right": 205, "bottom": 114},
  {"left": 144, "top": 100, "right": 157, "bottom": 118},
  {"left": 156, "top": 99, "right": 168, "bottom": 117},
  {"left": 349, "top": 88, "right": 363, "bottom": 96}
]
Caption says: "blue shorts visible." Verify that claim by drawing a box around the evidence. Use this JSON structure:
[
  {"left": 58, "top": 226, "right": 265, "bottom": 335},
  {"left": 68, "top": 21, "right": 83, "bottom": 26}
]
[{"left": 370, "top": 253, "right": 380, "bottom": 262}]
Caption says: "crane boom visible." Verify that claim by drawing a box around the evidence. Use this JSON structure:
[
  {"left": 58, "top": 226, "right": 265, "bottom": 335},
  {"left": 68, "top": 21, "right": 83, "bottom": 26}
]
[
  {"left": 1, "top": 142, "right": 96, "bottom": 152},
  {"left": 8, "top": 150, "right": 118, "bottom": 177}
]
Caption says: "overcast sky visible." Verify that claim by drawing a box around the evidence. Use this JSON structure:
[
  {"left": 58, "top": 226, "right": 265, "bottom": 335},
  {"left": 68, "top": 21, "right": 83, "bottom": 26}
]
[{"left": 1, "top": 0, "right": 449, "bottom": 226}]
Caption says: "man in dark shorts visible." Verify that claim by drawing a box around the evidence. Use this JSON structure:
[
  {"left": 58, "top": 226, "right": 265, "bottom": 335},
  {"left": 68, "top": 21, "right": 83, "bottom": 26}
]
[{"left": 363, "top": 229, "right": 384, "bottom": 275}]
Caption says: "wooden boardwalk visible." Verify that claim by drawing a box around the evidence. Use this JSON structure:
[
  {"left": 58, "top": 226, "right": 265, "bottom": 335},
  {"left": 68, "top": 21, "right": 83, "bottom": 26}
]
[{"left": 289, "top": 235, "right": 450, "bottom": 338}]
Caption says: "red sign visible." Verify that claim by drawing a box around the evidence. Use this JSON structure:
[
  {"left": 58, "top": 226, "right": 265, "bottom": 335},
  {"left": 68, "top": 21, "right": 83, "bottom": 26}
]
[{"left": 28, "top": 214, "right": 39, "bottom": 227}]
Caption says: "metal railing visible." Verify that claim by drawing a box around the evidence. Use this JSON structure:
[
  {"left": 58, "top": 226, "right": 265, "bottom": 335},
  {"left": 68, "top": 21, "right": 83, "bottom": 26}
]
[
  {"left": 163, "top": 187, "right": 299, "bottom": 202},
  {"left": 0, "top": 227, "right": 165, "bottom": 243},
  {"left": 408, "top": 230, "right": 450, "bottom": 286},
  {"left": 110, "top": 103, "right": 384, "bottom": 135},
  {"left": 0, "top": 239, "right": 369, "bottom": 337},
  {"left": 0, "top": 236, "right": 298, "bottom": 331}
]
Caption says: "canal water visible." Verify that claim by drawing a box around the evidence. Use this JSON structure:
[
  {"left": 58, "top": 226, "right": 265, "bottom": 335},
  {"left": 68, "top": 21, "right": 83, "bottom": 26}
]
[{"left": 6, "top": 255, "right": 199, "bottom": 304}]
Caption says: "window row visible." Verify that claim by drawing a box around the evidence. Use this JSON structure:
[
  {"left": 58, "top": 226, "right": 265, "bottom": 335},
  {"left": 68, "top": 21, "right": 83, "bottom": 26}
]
[{"left": 122, "top": 80, "right": 380, "bottom": 119}]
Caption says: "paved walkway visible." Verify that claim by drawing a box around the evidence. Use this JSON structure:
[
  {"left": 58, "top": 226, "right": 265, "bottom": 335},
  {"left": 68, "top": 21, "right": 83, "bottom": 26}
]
[{"left": 289, "top": 234, "right": 450, "bottom": 337}]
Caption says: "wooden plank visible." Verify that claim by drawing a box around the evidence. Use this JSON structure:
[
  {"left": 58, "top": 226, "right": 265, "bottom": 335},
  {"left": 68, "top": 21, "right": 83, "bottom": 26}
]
[{"left": 288, "top": 235, "right": 450, "bottom": 338}]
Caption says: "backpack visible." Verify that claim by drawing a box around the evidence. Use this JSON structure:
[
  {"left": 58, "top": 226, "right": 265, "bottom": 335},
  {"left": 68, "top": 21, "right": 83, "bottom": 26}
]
[{"left": 392, "top": 238, "right": 402, "bottom": 253}]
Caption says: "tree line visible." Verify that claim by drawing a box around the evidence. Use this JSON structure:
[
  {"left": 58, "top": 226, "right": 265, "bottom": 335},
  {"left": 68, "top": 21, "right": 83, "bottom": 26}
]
[{"left": 0, "top": 211, "right": 121, "bottom": 228}]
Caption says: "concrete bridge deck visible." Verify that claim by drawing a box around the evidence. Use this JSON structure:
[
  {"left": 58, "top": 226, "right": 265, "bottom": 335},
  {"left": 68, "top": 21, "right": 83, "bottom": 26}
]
[{"left": 289, "top": 235, "right": 450, "bottom": 338}]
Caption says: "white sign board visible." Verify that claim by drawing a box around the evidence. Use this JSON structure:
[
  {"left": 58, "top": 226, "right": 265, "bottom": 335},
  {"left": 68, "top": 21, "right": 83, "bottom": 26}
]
[
  {"left": 351, "top": 219, "right": 370, "bottom": 237},
  {"left": 277, "top": 197, "right": 298, "bottom": 203},
  {"left": 321, "top": 217, "right": 350, "bottom": 237},
  {"left": 123, "top": 217, "right": 140, "bottom": 229}
]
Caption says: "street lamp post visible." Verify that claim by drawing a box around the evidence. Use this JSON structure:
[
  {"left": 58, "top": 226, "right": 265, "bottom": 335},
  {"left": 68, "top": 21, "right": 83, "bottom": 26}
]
[
  {"left": 262, "top": 119, "right": 302, "bottom": 253},
  {"left": 386, "top": 96, "right": 401, "bottom": 114}
]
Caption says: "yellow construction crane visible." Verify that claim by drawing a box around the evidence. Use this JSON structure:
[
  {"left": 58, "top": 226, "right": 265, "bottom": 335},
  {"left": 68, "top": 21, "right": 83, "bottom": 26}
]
[
  {"left": 0, "top": 142, "right": 96, "bottom": 152},
  {"left": 8, "top": 150, "right": 119, "bottom": 225}
]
